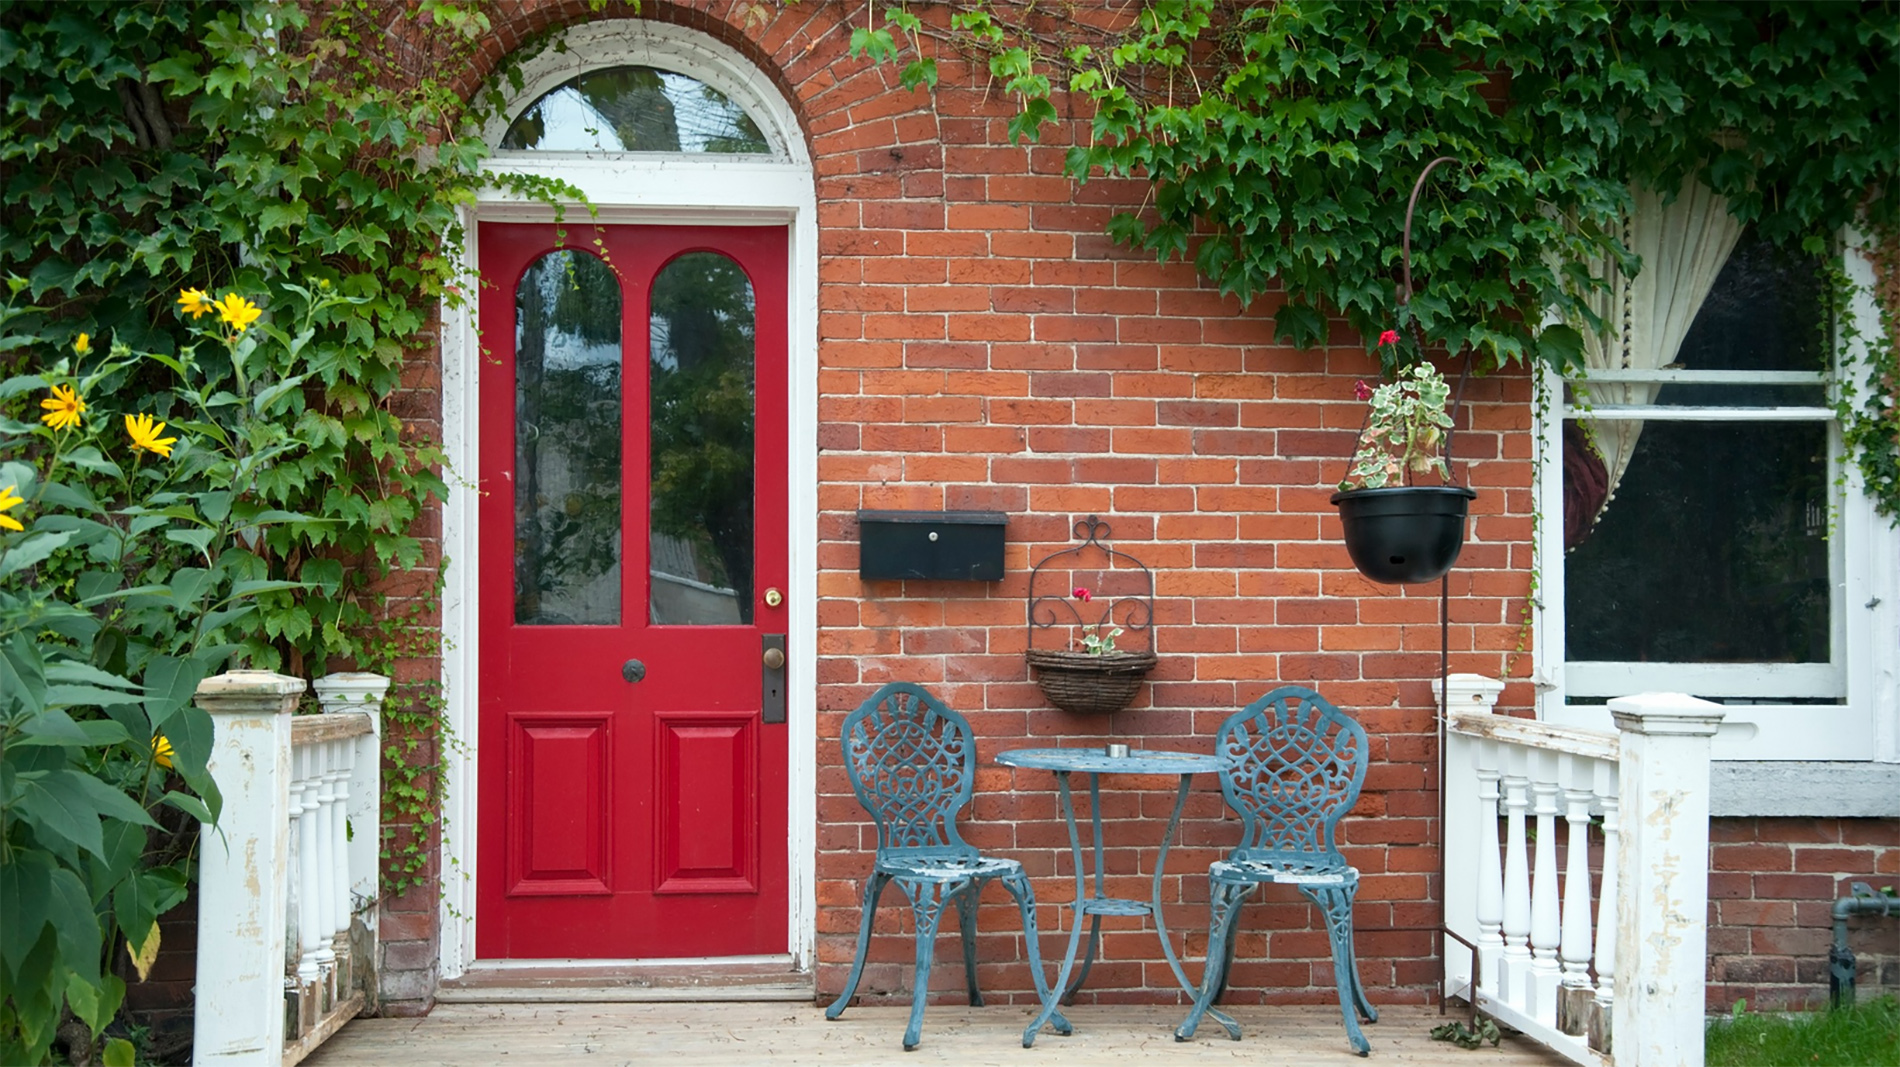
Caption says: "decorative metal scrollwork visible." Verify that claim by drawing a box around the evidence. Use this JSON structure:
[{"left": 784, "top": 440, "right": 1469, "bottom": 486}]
[{"left": 1025, "top": 515, "right": 1155, "bottom": 654}]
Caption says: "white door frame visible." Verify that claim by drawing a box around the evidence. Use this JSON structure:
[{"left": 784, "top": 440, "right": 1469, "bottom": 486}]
[{"left": 436, "top": 19, "right": 818, "bottom": 978}]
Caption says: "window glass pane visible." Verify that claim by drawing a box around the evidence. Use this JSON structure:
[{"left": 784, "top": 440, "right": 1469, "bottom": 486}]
[
  {"left": 1566, "top": 420, "right": 1829, "bottom": 663},
  {"left": 1665, "top": 231, "right": 1825, "bottom": 375},
  {"left": 1650, "top": 383, "right": 1827, "bottom": 406},
  {"left": 1567, "top": 381, "right": 1827, "bottom": 408},
  {"left": 501, "top": 66, "right": 770, "bottom": 153},
  {"left": 515, "top": 251, "right": 622, "bottom": 625},
  {"left": 649, "top": 253, "right": 755, "bottom": 626}
]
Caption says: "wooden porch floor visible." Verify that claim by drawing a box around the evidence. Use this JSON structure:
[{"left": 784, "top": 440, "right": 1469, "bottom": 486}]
[{"left": 305, "top": 1002, "right": 1573, "bottom": 1066}]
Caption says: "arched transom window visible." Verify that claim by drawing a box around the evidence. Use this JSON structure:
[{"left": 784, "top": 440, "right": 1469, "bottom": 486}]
[{"left": 501, "top": 65, "right": 771, "bottom": 154}]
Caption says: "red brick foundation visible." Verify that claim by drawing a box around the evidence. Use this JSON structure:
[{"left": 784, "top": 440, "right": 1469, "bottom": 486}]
[{"left": 1707, "top": 816, "right": 1900, "bottom": 1012}]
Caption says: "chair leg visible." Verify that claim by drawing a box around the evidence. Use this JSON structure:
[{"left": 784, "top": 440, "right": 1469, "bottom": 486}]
[
  {"left": 1343, "top": 914, "right": 1378, "bottom": 1023},
  {"left": 1301, "top": 883, "right": 1372, "bottom": 1056},
  {"left": 1210, "top": 882, "right": 1252, "bottom": 1005},
  {"left": 900, "top": 879, "right": 954, "bottom": 1051},
  {"left": 1000, "top": 867, "right": 1072, "bottom": 1046},
  {"left": 1176, "top": 879, "right": 1248, "bottom": 1043},
  {"left": 826, "top": 871, "right": 891, "bottom": 1021},
  {"left": 954, "top": 880, "right": 983, "bottom": 1007}
]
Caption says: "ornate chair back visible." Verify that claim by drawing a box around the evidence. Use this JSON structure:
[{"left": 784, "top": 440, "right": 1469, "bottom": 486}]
[
  {"left": 839, "top": 682, "right": 978, "bottom": 860},
  {"left": 1216, "top": 685, "right": 1369, "bottom": 867}
]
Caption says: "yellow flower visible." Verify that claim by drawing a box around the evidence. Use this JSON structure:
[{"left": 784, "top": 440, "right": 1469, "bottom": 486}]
[
  {"left": 214, "top": 292, "right": 261, "bottom": 333},
  {"left": 40, "top": 383, "right": 85, "bottom": 431},
  {"left": 74, "top": 333, "right": 91, "bottom": 355},
  {"left": 177, "top": 288, "right": 213, "bottom": 319},
  {"left": 152, "top": 734, "right": 174, "bottom": 770},
  {"left": 125, "top": 413, "right": 178, "bottom": 458},
  {"left": 0, "top": 484, "right": 23, "bottom": 532}
]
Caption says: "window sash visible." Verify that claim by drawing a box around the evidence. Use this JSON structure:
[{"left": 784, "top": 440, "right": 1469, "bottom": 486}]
[
  {"left": 1565, "top": 661, "right": 1845, "bottom": 701},
  {"left": 1563, "top": 405, "right": 1833, "bottom": 421},
  {"left": 1574, "top": 369, "right": 1826, "bottom": 385}
]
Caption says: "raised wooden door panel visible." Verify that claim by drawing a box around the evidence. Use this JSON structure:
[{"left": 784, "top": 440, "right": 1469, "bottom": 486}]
[
  {"left": 654, "top": 711, "right": 757, "bottom": 894},
  {"left": 476, "top": 222, "right": 789, "bottom": 960},
  {"left": 508, "top": 714, "right": 613, "bottom": 896}
]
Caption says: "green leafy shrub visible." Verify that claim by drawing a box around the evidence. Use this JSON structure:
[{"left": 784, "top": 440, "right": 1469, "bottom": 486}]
[
  {"left": 1, "top": 279, "right": 364, "bottom": 1062},
  {"left": 0, "top": 0, "right": 517, "bottom": 1058}
]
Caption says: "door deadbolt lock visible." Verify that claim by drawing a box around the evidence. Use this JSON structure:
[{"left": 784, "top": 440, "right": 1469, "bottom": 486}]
[
  {"left": 763, "top": 587, "right": 784, "bottom": 608},
  {"left": 761, "top": 634, "right": 787, "bottom": 724}
]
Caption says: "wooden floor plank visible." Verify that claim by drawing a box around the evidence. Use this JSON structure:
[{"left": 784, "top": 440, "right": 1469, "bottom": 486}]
[{"left": 305, "top": 1002, "right": 1574, "bottom": 1066}]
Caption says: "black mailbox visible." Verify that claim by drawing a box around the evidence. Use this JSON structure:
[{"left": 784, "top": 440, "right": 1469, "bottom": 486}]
[{"left": 857, "top": 510, "right": 1008, "bottom": 581}]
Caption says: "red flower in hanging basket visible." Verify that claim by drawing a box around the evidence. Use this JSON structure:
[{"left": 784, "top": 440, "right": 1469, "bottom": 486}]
[
  {"left": 1378, "top": 329, "right": 1401, "bottom": 346},
  {"left": 1353, "top": 379, "right": 1374, "bottom": 401},
  {"left": 1072, "top": 587, "right": 1091, "bottom": 601}
]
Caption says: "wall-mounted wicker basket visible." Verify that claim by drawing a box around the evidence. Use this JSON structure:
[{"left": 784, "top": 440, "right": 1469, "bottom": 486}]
[{"left": 1025, "top": 515, "right": 1156, "bottom": 715}]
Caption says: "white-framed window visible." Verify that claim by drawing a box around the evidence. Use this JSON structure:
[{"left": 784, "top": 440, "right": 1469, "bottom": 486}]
[{"left": 1536, "top": 200, "right": 1899, "bottom": 766}]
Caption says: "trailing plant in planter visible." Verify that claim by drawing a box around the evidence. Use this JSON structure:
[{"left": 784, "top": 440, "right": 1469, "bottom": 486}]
[
  {"left": 1332, "top": 357, "right": 1478, "bottom": 585},
  {"left": 1328, "top": 159, "right": 1481, "bottom": 586}
]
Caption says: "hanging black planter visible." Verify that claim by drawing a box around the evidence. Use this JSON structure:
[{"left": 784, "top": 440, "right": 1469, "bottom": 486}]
[
  {"left": 1331, "top": 156, "right": 1484, "bottom": 586},
  {"left": 1331, "top": 485, "right": 1478, "bottom": 585}
]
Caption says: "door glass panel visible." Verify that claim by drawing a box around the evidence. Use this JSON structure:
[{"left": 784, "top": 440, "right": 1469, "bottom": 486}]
[
  {"left": 515, "top": 250, "right": 623, "bottom": 625},
  {"left": 649, "top": 252, "right": 755, "bottom": 626},
  {"left": 501, "top": 66, "right": 771, "bottom": 154}
]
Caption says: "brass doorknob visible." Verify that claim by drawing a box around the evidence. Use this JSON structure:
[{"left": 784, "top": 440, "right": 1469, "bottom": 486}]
[
  {"left": 762, "top": 647, "right": 786, "bottom": 670},
  {"left": 763, "top": 587, "right": 784, "bottom": 608}
]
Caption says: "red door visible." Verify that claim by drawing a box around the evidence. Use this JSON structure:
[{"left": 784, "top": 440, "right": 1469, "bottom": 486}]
[{"left": 476, "top": 222, "right": 789, "bottom": 959}]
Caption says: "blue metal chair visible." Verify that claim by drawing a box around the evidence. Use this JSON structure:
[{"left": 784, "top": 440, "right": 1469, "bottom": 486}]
[
  {"left": 825, "top": 682, "right": 1069, "bottom": 1049},
  {"left": 1176, "top": 685, "right": 1378, "bottom": 1055}
]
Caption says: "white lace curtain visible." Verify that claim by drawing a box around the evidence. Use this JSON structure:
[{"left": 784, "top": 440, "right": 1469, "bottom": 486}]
[{"left": 1574, "top": 182, "right": 1745, "bottom": 522}]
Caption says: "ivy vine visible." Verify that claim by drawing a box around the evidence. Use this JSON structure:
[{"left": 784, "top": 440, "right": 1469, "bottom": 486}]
[{"left": 859, "top": 0, "right": 1900, "bottom": 512}]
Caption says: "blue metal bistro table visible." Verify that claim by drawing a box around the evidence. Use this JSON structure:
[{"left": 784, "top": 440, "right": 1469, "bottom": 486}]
[{"left": 996, "top": 746, "right": 1241, "bottom": 1047}]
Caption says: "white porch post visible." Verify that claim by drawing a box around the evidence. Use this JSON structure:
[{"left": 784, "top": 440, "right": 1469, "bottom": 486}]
[
  {"left": 192, "top": 670, "right": 306, "bottom": 1066},
  {"left": 1610, "top": 692, "right": 1725, "bottom": 1067}
]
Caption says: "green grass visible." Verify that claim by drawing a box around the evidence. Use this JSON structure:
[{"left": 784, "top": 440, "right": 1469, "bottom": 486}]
[{"left": 1705, "top": 995, "right": 1900, "bottom": 1067}]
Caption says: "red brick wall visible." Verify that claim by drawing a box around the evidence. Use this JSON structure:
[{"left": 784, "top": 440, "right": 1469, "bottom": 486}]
[
  {"left": 750, "top": 0, "right": 1534, "bottom": 1010},
  {"left": 359, "top": 0, "right": 1900, "bottom": 1025},
  {"left": 395, "top": 0, "right": 1535, "bottom": 1014},
  {"left": 1708, "top": 817, "right": 1900, "bottom": 1012}
]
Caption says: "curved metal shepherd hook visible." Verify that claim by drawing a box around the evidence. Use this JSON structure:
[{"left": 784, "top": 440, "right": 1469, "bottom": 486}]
[
  {"left": 1395, "top": 156, "right": 1484, "bottom": 1024},
  {"left": 1394, "top": 154, "right": 1475, "bottom": 468}
]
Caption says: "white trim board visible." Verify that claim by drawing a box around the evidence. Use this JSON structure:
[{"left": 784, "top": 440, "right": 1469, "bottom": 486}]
[{"left": 438, "top": 18, "right": 819, "bottom": 982}]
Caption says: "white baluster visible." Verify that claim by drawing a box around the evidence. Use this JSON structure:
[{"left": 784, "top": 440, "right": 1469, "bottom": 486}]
[
  {"left": 284, "top": 754, "right": 305, "bottom": 980},
  {"left": 1593, "top": 758, "right": 1620, "bottom": 1009},
  {"left": 1500, "top": 749, "right": 1533, "bottom": 1010},
  {"left": 1559, "top": 753, "right": 1596, "bottom": 990},
  {"left": 313, "top": 741, "right": 338, "bottom": 980},
  {"left": 1475, "top": 738, "right": 1505, "bottom": 997},
  {"left": 296, "top": 745, "right": 323, "bottom": 985},
  {"left": 1528, "top": 751, "right": 1563, "bottom": 1024},
  {"left": 329, "top": 737, "right": 356, "bottom": 944}
]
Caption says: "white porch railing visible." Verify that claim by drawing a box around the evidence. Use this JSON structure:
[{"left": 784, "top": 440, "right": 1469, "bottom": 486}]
[
  {"left": 1442, "top": 676, "right": 1724, "bottom": 1067},
  {"left": 191, "top": 670, "right": 389, "bottom": 1066}
]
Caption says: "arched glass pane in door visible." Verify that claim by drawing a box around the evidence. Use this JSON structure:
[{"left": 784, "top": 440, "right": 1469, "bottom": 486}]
[
  {"left": 648, "top": 252, "right": 756, "bottom": 626},
  {"left": 501, "top": 66, "right": 769, "bottom": 153},
  {"left": 514, "top": 250, "right": 622, "bottom": 625}
]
